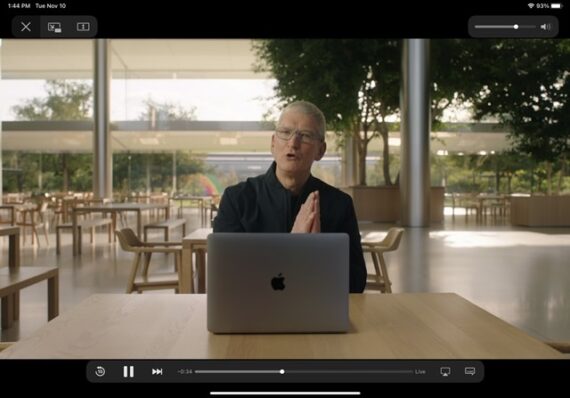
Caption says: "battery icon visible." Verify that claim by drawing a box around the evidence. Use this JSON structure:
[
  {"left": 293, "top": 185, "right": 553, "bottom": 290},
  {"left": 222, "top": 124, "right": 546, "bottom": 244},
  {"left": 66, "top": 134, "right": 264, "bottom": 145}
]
[{"left": 551, "top": 3, "right": 562, "bottom": 8}]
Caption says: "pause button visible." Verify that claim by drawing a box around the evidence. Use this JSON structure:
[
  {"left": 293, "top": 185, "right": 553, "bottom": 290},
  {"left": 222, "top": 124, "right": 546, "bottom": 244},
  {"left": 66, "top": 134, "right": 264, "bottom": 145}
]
[{"left": 123, "top": 365, "right": 134, "bottom": 378}]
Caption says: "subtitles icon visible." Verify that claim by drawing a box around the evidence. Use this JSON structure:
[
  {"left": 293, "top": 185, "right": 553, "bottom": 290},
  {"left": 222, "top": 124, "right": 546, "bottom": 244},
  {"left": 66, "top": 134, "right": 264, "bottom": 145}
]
[{"left": 465, "top": 367, "right": 476, "bottom": 376}]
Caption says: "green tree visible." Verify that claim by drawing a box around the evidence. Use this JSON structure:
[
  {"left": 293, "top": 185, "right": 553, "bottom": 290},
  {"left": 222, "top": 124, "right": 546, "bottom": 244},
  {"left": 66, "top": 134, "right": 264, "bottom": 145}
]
[
  {"left": 8, "top": 80, "right": 93, "bottom": 193},
  {"left": 471, "top": 39, "right": 570, "bottom": 195},
  {"left": 12, "top": 80, "right": 92, "bottom": 120},
  {"left": 255, "top": 39, "right": 495, "bottom": 186},
  {"left": 431, "top": 40, "right": 491, "bottom": 129},
  {"left": 139, "top": 98, "right": 197, "bottom": 122},
  {"left": 255, "top": 39, "right": 400, "bottom": 186}
]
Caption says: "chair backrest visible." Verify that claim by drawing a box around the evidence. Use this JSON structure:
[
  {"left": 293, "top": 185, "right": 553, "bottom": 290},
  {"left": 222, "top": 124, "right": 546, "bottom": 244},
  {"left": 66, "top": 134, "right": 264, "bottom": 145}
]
[
  {"left": 382, "top": 228, "right": 404, "bottom": 252},
  {"left": 115, "top": 228, "right": 143, "bottom": 251}
]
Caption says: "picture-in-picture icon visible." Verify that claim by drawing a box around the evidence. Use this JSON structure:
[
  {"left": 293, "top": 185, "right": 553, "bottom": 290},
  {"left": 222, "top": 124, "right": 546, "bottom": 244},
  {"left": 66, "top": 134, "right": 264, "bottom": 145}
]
[{"left": 47, "top": 22, "right": 61, "bottom": 33}]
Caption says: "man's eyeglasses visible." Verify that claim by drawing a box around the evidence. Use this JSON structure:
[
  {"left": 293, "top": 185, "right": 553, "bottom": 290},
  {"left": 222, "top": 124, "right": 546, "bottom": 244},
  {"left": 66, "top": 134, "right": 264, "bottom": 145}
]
[{"left": 275, "top": 128, "right": 322, "bottom": 144}]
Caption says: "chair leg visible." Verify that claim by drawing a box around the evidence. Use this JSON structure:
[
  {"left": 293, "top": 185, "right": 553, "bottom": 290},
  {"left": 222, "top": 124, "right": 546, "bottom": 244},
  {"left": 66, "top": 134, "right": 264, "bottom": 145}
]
[
  {"left": 126, "top": 253, "right": 141, "bottom": 294},
  {"left": 175, "top": 251, "right": 182, "bottom": 294},
  {"left": 378, "top": 253, "right": 392, "bottom": 293},
  {"left": 43, "top": 224, "right": 49, "bottom": 246},
  {"left": 370, "top": 252, "right": 382, "bottom": 285},
  {"left": 56, "top": 227, "right": 61, "bottom": 255},
  {"left": 32, "top": 226, "right": 38, "bottom": 246},
  {"left": 142, "top": 252, "right": 152, "bottom": 276}
]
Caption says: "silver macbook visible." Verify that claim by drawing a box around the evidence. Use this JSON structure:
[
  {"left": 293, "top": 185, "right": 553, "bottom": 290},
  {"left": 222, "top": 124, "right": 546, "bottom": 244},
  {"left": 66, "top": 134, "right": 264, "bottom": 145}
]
[{"left": 207, "top": 233, "right": 349, "bottom": 333}]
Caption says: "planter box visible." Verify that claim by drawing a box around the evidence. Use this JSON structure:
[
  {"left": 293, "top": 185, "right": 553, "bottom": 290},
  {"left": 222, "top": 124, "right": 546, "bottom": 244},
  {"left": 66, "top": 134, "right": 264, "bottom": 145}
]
[
  {"left": 510, "top": 195, "right": 570, "bottom": 227},
  {"left": 341, "top": 186, "right": 444, "bottom": 223}
]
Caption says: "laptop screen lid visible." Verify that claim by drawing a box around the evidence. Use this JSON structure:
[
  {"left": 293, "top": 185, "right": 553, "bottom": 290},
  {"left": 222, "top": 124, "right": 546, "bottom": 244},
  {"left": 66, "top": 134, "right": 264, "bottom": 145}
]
[{"left": 207, "top": 233, "right": 349, "bottom": 334}]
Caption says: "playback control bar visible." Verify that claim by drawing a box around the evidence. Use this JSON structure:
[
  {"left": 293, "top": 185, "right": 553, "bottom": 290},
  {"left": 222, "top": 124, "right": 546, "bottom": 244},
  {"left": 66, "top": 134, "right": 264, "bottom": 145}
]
[{"left": 87, "top": 360, "right": 484, "bottom": 383}]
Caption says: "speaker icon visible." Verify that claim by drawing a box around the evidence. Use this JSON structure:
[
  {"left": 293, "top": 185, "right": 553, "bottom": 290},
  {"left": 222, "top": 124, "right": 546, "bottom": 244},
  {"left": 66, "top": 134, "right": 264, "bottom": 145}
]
[{"left": 540, "top": 23, "right": 552, "bottom": 30}]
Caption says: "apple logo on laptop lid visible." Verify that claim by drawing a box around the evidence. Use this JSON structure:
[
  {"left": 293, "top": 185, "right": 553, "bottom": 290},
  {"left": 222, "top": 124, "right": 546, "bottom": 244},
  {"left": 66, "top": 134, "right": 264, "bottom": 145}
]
[{"left": 271, "top": 273, "right": 285, "bottom": 291}]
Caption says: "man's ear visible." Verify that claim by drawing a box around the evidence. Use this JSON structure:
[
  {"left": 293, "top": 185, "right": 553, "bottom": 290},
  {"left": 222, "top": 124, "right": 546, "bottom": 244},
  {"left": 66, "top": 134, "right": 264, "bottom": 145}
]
[
  {"left": 315, "top": 141, "right": 326, "bottom": 161},
  {"left": 270, "top": 134, "right": 275, "bottom": 156}
]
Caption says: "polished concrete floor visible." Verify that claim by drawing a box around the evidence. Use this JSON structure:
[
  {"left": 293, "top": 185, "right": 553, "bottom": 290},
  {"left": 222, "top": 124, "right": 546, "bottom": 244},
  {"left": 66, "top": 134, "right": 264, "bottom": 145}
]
[{"left": 1, "top": 209, "right": 569, "bottom": 345}]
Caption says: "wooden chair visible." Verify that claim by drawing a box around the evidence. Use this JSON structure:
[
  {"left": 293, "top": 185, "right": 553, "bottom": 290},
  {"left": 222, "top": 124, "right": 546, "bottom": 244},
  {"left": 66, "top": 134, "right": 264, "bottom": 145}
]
[
  {"left": 115, "top": 228, "right": 183, "bottom": 294},
  {"left": 209, "top": 194, "right": 221, "bottom": 226},
  {"left": 361, "top": 228, "right": 404, "bottom": 293},
  {"left": 18, "top": 201, "right": 49, "bottom": 246}
]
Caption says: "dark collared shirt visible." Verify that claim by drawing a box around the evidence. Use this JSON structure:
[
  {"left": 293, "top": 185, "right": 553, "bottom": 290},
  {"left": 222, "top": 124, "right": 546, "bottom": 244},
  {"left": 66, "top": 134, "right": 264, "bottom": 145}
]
[{"left": 213, "top": 162, "right": 366, "bottom": 293}]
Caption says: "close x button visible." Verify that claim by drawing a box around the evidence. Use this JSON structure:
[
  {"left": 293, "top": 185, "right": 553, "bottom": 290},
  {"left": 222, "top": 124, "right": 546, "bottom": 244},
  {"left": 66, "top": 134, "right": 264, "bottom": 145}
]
[{"left": 12, "top": 16, "right": 40, "bottom": 37}]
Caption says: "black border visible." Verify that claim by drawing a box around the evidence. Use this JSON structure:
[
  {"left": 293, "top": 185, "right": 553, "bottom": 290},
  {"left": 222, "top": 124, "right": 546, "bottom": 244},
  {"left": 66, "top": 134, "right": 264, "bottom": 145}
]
[
  {"left": 2, "top": 0, "right": 569, "bottom": 38},
  {"left": 0, "top": 360, "right": 568, "bottom": 393}
]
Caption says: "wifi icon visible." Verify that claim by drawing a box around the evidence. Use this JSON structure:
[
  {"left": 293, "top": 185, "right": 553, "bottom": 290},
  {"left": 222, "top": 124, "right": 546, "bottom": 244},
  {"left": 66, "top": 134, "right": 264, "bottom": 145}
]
[{"left": 528, "top": 2, "right": 535, "bottom": 8}]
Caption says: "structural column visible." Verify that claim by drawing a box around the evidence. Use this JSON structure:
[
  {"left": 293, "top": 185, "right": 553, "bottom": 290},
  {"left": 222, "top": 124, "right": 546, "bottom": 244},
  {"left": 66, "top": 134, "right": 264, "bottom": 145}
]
[
  {"left": 400, "top": 39, "right": 431, "bottom": 227},
  {"left": 342, "top": 133, "right": 358, "bottom": 187},
  {"left": 93, "top": 39, "right": 112, "bottom": 199}
]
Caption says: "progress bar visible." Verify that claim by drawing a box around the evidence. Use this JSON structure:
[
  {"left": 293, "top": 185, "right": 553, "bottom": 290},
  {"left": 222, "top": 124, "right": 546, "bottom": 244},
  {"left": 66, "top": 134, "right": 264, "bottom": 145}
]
[
  {"left": 196, "top": 369, "right": 413, "bottom": 374},
  {"left": 196, "top": 370, "right": 284, "bottom": 374}
]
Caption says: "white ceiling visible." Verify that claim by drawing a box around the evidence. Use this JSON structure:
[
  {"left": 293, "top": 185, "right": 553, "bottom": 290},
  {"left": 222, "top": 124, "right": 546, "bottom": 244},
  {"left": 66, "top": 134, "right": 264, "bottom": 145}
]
[
  {"left": 1, "top": 39, "right": 269, "bottom": 79},
  {"left": 0, "top": 130, "right": 510, "bottom": 154}
]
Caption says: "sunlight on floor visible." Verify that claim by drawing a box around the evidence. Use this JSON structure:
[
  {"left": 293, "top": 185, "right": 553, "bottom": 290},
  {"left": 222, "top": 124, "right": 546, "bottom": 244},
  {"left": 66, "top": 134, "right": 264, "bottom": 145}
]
[{"left": 429, "top": 230, "right": 570, "bottom": 248}]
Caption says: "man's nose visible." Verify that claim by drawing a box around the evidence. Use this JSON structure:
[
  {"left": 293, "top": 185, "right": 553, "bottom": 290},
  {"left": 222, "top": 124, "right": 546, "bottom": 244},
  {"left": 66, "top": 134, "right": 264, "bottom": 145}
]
[{"left": 289, "top": 132, "right": 302, "bottom": 147}]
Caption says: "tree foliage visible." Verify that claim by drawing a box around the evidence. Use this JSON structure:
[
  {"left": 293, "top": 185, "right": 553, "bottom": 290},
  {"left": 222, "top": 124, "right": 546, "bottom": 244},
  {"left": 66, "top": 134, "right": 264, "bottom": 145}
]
[
  {"left": 12, "top": 80, "right": 92, "bottom": 121},
  {"left": 254, "top": 39, "right": 400, "bottom": 186},
  {"left": 139, "top": 97, "right": 197, "bottom": 122},
  {"left": 471, "top": 40, "right": 570, "bottom": 163},
  {"left": 7, "top": 81, "right": 204, "bottom": 194},
  {"left": 255, "top": 39, "right": 490, "bottom": 186}
]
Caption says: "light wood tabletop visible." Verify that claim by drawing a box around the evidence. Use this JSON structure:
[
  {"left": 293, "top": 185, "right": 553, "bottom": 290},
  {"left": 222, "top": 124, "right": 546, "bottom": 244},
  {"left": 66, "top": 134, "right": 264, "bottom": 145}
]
[{"left": 0, "top": 293, "right": 562, "bottom": 359}]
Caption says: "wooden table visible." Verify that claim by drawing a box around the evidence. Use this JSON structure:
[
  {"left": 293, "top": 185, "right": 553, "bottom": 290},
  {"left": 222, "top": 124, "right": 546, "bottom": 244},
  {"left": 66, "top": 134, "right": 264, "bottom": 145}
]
[
  {"left": 172, "top": 195, "right": 211, "bottom": 226},
  {"left": 0, "top": 226, "right": 58, "bottom": 329},
  {"left": 181, "top": 228, "right": 212, "bottom": 293},
  {"left": 0, "top": 267, "right": 59, "bottom": 329},
  {"left": 71, "top": 203, "right": 170, "bottom": 255},
  {"left": 0, "top": 293, "right": 562, "bottom": 359},
  {"left": 0, "top": 226, "right": 20, "bottom": 271},
  {"left": 0, "top": 226, "right": 21, "bottom": 326},
  {"left": 0, "top": 205, "right": 17, "bottom": 226}
]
